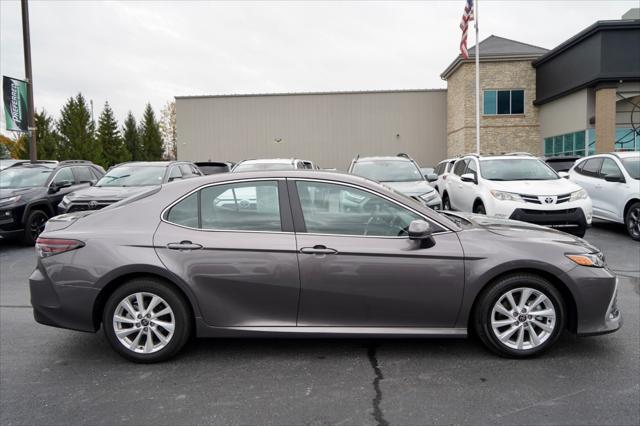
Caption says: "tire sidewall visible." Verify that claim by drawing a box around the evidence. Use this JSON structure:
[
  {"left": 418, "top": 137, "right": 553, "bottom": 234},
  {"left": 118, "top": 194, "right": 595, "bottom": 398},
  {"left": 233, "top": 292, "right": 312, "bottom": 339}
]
[
  {"left": 625, "top": 202, "right": 640, "bottom": 241},
  {"left": 476, "top": 275, "right": 565, "bottom": 357},
  {"left": 103, "top": 279, "right": 191, "bottom": 363},
  {"left": 22, "top": 210, "right": 48, "bottom": 246}
]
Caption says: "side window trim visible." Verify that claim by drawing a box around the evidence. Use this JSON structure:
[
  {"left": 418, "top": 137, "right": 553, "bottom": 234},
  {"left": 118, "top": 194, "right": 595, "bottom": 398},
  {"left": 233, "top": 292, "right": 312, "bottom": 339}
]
[{"left": 287, "top": 178, "right": 450, "bottom": 237}]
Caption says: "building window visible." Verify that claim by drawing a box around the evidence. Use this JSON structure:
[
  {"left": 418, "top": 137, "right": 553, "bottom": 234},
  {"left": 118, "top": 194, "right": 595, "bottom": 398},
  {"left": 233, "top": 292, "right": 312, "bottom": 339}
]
[
  {"left": 544, "top": 130, "right": 590, "bottom": 157},
  {"left": 483, "top": 89, "right": 525, "bottom": 115}
]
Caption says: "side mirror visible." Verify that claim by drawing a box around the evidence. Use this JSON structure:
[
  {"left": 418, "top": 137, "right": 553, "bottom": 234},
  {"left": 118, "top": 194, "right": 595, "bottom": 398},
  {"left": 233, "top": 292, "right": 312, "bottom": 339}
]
[
  {"left": 408, "top": 220, "right": 435, "bottom": 247},
  {"left": 604, "top": 175, "right": 625, "bottom": 183},
  {"left": 461, "top": 173, "right": 477, "bottom": 184},
  {"left": 558, "top": 172, "right": 570, "bottom": 179},
  {"left": 49, "top": 180, "right": 72, "bottom": 193},
  {"left": 425, "top": 173, "right": 438, "bottom": 183}
]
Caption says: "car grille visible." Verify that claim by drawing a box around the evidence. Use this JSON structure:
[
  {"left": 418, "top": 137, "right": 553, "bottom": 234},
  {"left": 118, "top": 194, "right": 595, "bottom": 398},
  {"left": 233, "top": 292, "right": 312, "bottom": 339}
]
[
  {"left": 519, "top": 193, "right": 571, "bottom": 204},
  {"left": 520, "top": 208, "right": 577, "bottom": 215},
  {"left": 66, "top": 201, "right": 116, "bottom": 212}
]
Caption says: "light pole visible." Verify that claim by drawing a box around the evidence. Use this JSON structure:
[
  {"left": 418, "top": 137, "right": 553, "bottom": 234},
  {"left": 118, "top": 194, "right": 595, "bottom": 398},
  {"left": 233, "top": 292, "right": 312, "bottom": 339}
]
[{"left": 21, "top": 0, "right": 36, "bottom": 162}]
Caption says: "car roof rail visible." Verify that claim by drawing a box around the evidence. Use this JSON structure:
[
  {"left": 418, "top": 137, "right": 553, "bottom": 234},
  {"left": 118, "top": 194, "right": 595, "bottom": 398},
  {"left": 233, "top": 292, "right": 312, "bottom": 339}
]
[
  {"left": 396, "top": 153, "right": 411, "bottom": 159},
  {"left": 58, "top": 160, "right": 93, "bottom": 165},
  {"left": 503, "top": 152, "right": 535, "bottom": 156}
]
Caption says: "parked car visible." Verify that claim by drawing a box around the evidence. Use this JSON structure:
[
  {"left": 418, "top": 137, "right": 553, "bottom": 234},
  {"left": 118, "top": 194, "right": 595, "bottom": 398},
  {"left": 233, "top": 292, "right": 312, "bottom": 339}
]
[
  {"left": 0, "top": 160, "right": 105, "bottom": 245},
  {"left": 431, "top": 158, "right": 457, "bottom": 194},
  {"left": 31, "top": 170, "right": 620, "bottom": 362},
  {"left": 543, "top": 156, "right": 582, "bottom": 173},
  {"left": 194, "top": 161, "right": 234, "bottom": 175},
  {"left": 232, "top": 158, "right": 318, "bottom": 172},
  {"left": 59, "top": 161, "right": 202, "bottom": 214},
  {"left": 443, "top": 154, "right": 592, "bottom": 237},
  {"left": 348, "top": 154, "right": 441, "bottom": 210},
  {"left": 569, "top": 151, "right": 640, "bottom": 240}
]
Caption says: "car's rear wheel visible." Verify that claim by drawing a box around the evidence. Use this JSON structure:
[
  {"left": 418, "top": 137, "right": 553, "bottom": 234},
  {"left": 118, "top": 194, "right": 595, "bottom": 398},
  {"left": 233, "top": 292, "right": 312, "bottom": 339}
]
[
  {"left": 474, "top": 274, "right": 565, "bottom": 357},
  {"left": 442, "top": 193, "right": 451, "bottom": 210},
  {"left": 103, "top": 278, "right": 192, "bottom": 363},
  {"left": 625, "top": 202, "right": 640, "bottom": 241},
  {"left": 21, "top": 209, "right": 48, "bottom": 246}
]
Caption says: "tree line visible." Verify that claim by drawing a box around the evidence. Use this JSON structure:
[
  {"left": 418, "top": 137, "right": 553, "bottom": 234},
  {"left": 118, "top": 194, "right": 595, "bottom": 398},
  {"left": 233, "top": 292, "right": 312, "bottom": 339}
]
[{"left": 0, "top": 93, "right": 177, "bottom": 169}]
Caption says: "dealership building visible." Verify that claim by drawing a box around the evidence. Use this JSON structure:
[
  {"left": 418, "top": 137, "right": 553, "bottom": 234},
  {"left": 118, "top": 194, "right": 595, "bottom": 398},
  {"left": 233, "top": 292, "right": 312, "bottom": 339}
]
[{"left": 176, "top": 11, "right": 640, "bottom": 169}]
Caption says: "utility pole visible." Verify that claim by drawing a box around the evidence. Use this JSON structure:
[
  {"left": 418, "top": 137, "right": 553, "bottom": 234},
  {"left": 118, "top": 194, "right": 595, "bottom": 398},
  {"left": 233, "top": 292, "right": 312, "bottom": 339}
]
[{"left": 21, "top": 0, "right": 36, "bottom": 162}]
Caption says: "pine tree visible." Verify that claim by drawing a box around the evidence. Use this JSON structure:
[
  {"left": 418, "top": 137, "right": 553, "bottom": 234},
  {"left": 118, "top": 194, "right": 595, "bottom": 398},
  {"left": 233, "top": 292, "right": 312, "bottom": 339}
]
[
  {"left": 57, "top": 93, "right": 99, "bottom": 163},
  {"left": 123, "top": 111, "right": 142, "bottom": 161},
  {"left": 9, "top": 134, "right": 29, "bottom": 159},
  {"left": 0, "top": 140, "right": 11, "bottom": 160},
  {"left": 97, "top": 102, "right": 130, "bottom": 167},
  {"left": 34, "top": 110, "right": 60, "bottom": 160},
  {"left": 140, "top": 103, "right": 163, "bottom": 161}
]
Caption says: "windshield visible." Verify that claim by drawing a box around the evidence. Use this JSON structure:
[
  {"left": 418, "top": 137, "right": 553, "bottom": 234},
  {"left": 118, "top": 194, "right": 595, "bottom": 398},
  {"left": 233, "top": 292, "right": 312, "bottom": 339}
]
[
  {"left": 480, "top": 159, "right": 559, "bottom": 181},
  {"left": 96, "top": 166, "right": 166, "bottom": 187},
  {"left": 0, "top": 167, "right": 52, "bottom": 188},
  {"left": 233, "top": 162, "right": 294, "bottom": 172},
  {"left": 621, "top": 157, "right": 640, "bottom": 179},
  {"left": 351, "top": 160, "right": 423, "bottom": 182}
]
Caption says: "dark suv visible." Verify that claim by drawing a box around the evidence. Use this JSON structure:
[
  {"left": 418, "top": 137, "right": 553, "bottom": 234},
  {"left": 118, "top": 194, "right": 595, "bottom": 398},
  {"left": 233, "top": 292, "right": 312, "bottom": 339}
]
[
  {"left": 59, "top": 161, "right": 202, "bottom": 214},
  {"left": 0, "top": 160, "right": 105, "bottom": 245}
]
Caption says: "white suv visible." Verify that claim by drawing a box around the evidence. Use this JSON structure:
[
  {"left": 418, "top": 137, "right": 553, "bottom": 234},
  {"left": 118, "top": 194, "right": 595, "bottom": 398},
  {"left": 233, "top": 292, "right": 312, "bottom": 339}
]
[
  {"left": 431, "top": 158, "right": 457, "bottom": 195},
  {"left": 443, "top": 154, "right": 593, "bottom": 237},
  {"left": 569, "top": 151, "right": 640, "bottom": 240}
]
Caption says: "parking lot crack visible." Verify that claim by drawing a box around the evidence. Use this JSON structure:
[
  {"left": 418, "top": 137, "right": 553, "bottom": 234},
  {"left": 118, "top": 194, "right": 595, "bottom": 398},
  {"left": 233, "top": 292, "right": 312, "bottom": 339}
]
[{"left": 367, "top": 344, "right": 389, "bottom": 426}]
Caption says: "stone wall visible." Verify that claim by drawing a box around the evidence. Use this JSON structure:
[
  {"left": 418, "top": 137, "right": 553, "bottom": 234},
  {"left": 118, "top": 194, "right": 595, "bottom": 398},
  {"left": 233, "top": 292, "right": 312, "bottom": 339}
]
[{"left": 446, "top": 60, "right": 542, "bottom": 157}]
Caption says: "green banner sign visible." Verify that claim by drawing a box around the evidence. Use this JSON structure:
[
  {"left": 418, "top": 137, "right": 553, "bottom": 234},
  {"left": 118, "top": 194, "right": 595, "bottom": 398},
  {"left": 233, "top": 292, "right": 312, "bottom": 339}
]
[{"left": 3, "top": 76, "right": 28, "bottom": 132}]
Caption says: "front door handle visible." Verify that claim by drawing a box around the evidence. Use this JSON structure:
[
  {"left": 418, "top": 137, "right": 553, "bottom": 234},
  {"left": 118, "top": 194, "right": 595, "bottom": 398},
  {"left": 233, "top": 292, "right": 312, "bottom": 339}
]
[
  {"left": 167, "top": 241, "right": 203, "bottom": 251},
  {"left": 300, "top": 245, "right": 338, "bottom": 255}
]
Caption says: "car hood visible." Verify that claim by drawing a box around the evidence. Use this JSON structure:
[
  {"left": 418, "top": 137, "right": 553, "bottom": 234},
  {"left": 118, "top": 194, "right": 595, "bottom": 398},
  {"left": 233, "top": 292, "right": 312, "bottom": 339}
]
[
  {"left": 381, "top": 180, "right": 436, "bottom": 197},
  {"left": 487, "top": 179, "right": 581, "bottom": 195},
  {"left": 0, "top": 186, "right": 45, "bottom": 200},
  {"left": 447, "top": 211, "right": 599, "bottom": 252},
  {"left": 65, "top": 185, "right": 155, "bottom": 201}
]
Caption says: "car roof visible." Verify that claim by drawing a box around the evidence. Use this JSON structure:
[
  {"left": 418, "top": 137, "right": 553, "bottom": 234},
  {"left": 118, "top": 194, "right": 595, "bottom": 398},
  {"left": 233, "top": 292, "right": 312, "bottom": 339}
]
[
  {"left": 476, "top": 155, "right": 540, "bottom": 161},
  {"left": 115, "top": 161, "right": 174, "bottom": 167},
  {"left": 355, "top": 156, "right": 412, "bottom": 162},
  {"left": 237, "top": 158, "right": 298, "bottom": 164},
  {"left": 613, "top": 151, "right": 639, "bottom": 159}
]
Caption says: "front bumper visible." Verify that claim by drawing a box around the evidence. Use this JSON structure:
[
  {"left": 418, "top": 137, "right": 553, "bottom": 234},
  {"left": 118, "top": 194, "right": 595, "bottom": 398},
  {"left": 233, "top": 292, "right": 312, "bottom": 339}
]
[{"left": 509, "top": 207, "right": 589, "bottom": 234}]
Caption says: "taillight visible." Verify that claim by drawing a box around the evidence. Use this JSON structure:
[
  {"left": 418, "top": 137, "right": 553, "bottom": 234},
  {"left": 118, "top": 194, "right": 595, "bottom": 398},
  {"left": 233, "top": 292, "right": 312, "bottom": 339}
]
[{"left": 35, "top": 238, "right": 85, "bottom": 258}]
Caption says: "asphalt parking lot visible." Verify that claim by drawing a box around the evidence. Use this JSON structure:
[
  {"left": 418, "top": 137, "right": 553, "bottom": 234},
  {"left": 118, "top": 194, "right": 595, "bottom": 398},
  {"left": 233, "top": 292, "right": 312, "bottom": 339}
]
[{"left": 0, "top": 222, "right": 638, "bottom": 426}]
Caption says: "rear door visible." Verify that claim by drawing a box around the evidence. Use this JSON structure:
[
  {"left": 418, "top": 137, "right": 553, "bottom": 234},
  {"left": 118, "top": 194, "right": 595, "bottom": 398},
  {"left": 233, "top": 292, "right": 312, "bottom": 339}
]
[
  {"left": 447, "top": 159, "right": 469, "bottom": 211},
  {"left": 290, "top": 179, "right": 465, "bottom": 327},
  {"left": 153, "top": 179, "right": 300, "bottom": 327},
  {"left": 574, "top": 158, "right": 604, "bottom": 216}
]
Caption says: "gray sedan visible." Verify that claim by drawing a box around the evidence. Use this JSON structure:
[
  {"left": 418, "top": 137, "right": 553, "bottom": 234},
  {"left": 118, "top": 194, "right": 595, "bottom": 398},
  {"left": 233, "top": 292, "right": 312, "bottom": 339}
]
[{"left": 30, "top": 171, "right": 621, "bottom": 362}]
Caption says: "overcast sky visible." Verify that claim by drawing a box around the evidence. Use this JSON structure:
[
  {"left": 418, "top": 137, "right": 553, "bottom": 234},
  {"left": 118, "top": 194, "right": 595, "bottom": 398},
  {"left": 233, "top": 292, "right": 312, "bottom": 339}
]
[{"left": 0, "top": 0, "right": 636, "bottom": 130}]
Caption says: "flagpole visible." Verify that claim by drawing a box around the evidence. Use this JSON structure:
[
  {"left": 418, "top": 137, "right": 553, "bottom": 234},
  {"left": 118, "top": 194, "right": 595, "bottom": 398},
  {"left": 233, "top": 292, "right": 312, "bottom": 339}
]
[{"left": 475, "top": 0, "right": 480, "bottom": 154}]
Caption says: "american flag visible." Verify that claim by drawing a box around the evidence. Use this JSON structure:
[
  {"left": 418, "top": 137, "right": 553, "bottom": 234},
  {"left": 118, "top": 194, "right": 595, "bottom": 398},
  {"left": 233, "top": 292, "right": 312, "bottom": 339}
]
[{"left": 459, "top": 0, "right": 474, "bottom": 59}]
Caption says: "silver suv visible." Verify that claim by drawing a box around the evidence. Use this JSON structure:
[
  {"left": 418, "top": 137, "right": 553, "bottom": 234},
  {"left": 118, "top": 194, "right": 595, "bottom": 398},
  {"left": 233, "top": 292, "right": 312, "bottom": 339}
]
[{"left": 348, "top": 154, "right": 441, "bottom": 210}]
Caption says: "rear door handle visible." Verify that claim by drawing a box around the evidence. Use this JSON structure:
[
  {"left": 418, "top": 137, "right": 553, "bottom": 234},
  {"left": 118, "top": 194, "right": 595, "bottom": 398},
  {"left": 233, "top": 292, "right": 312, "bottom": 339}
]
[
  {"left": 300, "top": 245, "right": 338, "bottom": 255},
  {"left": 167, "top": 241, "right": 203, "bottom": 251}
]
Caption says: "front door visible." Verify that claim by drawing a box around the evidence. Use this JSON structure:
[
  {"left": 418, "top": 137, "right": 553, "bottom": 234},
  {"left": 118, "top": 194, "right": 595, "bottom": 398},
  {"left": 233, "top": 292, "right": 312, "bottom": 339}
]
[
  {"left": 290, "top": 179, "right": 465, "bottom": 327},
  {"left": 153, "top": 179, "right": 300, "bottom": 327}
]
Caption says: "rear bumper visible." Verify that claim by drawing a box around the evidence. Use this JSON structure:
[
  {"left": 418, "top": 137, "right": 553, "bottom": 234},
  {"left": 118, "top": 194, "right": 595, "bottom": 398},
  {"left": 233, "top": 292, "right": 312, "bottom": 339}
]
[
  {"left": 29, "top": 264, "right": 99, "bottom": 333},
  {"left": 509, "top": 207, "right": 588, "bottom": 234}
]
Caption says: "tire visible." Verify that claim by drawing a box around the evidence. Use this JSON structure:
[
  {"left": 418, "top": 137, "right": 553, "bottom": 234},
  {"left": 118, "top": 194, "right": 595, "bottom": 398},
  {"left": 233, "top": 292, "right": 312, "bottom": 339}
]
[
  {"left": 442, "top": 193, "right": 451, "bottom": 211},
  {"left": 20, "top": 209, "right": 49, "bottom": 246},
  {"left": 625, "top": 202, "right": 640, "bottom": 241},
  {"left": 473, "top": 202, "right": 486, "bottom": 215},
  {"left": 473, "top": 274, "right": 565, "bottom": 358},
  {"left": 103, "top": 278, "right": 192, "bottom": 363}
]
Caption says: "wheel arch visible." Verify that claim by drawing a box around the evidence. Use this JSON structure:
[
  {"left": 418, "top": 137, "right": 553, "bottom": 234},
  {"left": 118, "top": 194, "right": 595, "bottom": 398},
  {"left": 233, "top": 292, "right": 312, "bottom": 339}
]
[
  {"left": 472, "top": 198, "right": 485, "bottom": 210},
  {"left": 91, "top": 267, "right": 200, "bottom": 331},
  {"left": 623, "top": 198, "right": 640, "bottom": 219},
  {"left": 21, "top": 201, "right": 55, "bottom": 223},
  {"left": 467, "top": 267, "right": 578, "bottom": 334}
]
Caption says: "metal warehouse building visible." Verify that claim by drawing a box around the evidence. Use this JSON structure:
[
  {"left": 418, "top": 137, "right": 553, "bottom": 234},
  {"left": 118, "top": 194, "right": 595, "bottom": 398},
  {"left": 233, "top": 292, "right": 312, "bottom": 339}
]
[{"left": 176, "top": 89, "right": 448, "bottom": 170}]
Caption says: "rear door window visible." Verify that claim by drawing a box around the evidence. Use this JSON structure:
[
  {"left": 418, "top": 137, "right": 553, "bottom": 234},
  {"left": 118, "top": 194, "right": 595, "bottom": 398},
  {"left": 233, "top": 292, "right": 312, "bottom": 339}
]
[
  {"left": 73, "top": 166, "right": 95, "bottom": 184},
  {"left": 600, "top": 158, "right": 623, "bottom": 180},
  {"left": 452, "top": 160, "right": 468, "bottom": 176}
]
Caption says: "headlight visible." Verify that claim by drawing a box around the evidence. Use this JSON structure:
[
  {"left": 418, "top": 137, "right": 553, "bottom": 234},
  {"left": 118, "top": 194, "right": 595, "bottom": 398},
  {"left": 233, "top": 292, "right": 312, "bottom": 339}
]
[
  {"left": 566, "top": 253, "right": 605, "bottom": 268},
  {"left": 569, "top": 189, "right": 588, "bottom": 202},
  {"left": 0, "top": 195, "right": 21, "bottom": 206},
  {"left": 490, "top": 190, "right": 523, "bottom": 202},
  {"left": 419, "top": 191, "right": 438, "bottom": 203}
]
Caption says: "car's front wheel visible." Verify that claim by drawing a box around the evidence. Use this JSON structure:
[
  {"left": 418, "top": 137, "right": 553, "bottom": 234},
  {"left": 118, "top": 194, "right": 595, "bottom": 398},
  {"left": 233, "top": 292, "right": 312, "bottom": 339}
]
[
  {"left": 474, "top": 274, "right": 565, "bottom": 357},
  {"left": 103, "top": 278, "right": 192, "bottom": 363},
  {"left": 21, "top": 209, "right": 48, "bottom": 246},
  {"left": 625, "top": 202, "right": 640, "bottom": 241}
]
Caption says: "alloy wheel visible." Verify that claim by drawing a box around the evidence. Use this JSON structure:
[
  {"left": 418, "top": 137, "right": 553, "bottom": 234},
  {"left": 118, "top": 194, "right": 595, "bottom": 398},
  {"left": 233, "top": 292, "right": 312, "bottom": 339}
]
[
  {"left": 490, "top": 287, "right": 556, "bottom": 351},
  {"left": 628, "top": 206, "right": 640, "bottom": 238},
  {"left": 113, "top": 292, "right": 175, "bottom": 354},
  {"left": 30, "top": 213, "right": 47, "bottom": 240}
]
